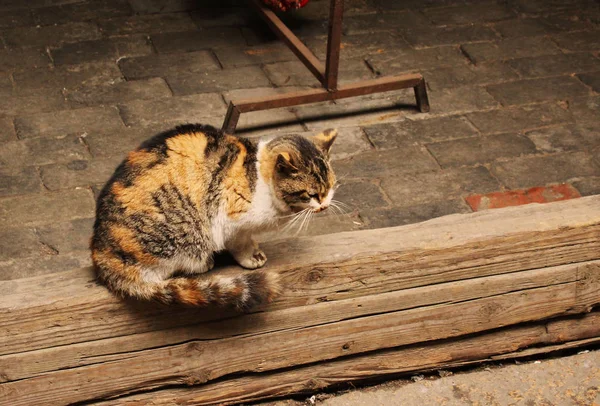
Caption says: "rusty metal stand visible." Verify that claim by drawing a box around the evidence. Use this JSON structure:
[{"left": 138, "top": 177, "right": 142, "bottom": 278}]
[{"left": 221, "top": 0, "right": 430, "bottom": 133}]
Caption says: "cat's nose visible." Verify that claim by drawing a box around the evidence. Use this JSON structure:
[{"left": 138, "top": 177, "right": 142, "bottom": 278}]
[{"left": 315, "top": 205, "right": 329, "bottom": 213}]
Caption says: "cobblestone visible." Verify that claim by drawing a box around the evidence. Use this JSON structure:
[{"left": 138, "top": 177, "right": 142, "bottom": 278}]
[
  {"left": 424, "top": 62, "right": 519, "bottom": 90},
  {"left": 423, "top": 3, "right": 516, "bottom": 26},
  {"left": 0, "top": 48, "right": 50, "bottom": 72},
  {"left": 551, "top": 30, "right": 600, "bottom": 52},
  {"left": 39, "top": 157, "right": 122, "bottom": 191},
  {"left": 507, "top": 53, "right": 600, "bottom": 78},
  {"left": 461, "top": 37, "right": 561, "bottom": 64},
  {"left": 334, "top": 180, "right": 389, "bottom": 211},
  {"left": 578, "top": 71, "right": 600, "bottom": 93},
  {"left": 0, "top": 227, "right": 43, "bottom": 262},
  {"left": 51, "top": 35, "right": 152, "bottom": 65},
  {"left": 65, "top": 77, "right": 172, "bottom": 107},
  {"left": 0, "top": 93, "right": 67, "bottom": 116},
  {"left": 3, "top": 22, "right": 101, "bottom": 49},
  {"left": 36, "top": 217, "right": 95, "bottom": 254},
  {"left": 151, "top": 27, "right": 247, "bottom": 53},
  {"left": 486, "top": 76, "right": 591, "bottom": 106},
  {"left": 119, "top": 51, "right": 220, "bottom": 80},
  {"left": 98, "top": 13, "right": 197, "bottom": 36},
  {"left": 524, "top": 126, "right": 587, "bottom": 153},
  {"left": 0, "top": 166, "right": 43, "bottom": 197},
  {"left": 0, "top": 118, "right": 16, "bottom": 142},
  {"left": 465, "top": 104, "right": 572, "bottom": 134},
  {"left": 0, "top": 135, "right": 90, "bottom": 167},
  {"left": 361, "top": 199, "right": 471, "bottom": 229},
  {"left": 166, "top": 66, "right": 272, "bottom": 96},
  {"left": 31, "top": 0, "right": 132, "bottom": 25}
]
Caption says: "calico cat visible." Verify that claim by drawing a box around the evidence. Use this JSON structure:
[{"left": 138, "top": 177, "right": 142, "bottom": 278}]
[{"left": 91, "top": 124, "right": 338, "bottom": 311}]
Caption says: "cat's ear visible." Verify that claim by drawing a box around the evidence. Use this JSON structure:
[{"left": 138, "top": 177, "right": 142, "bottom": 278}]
[
  {"left": 313, "top": 128, "right": 338, "bottom": 156},
  {"left": 276, "top": 152, "right": 299, "bottom": 176}
]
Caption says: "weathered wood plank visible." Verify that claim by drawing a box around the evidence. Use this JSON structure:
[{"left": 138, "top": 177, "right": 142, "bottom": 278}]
[
  {"left": 92, "top": 311, "right": 600, "bottom": 406},
  {"left": 0, "top": 261, "right": 590, "bottom": 382},
  {"left": 1, "top": 260, "right": 598, "bottom": 405},
  {"left": 1, "top": 196, "right": 600, "bottom": 357}
]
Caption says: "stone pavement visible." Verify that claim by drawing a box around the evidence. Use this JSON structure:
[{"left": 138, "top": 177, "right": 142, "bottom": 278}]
[
  {"left": 0, "top": 0, "right": 599, "bottom": 280},
  {"left": 267, "top": 350, "right": 600, "bottom": 406}
]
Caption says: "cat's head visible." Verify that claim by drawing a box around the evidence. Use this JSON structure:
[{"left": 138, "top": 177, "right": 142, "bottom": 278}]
[{"left": 263, "top": 129, "right": 338, "bottom": 214}]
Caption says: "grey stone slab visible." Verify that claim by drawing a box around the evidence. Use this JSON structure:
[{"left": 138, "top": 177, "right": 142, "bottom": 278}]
[
  {"left": 227, "top": 109, "right": 304, "bottom": 138},
  {"left": 84, "top": 125, "right": 163, "bottom": 158},
  {"left": 367, "top": 46, "right": 468, "bottom": 75},
  {"left": 304, "top": 32, "right": 411, "bottom": 60},
  {"left": 524, "top": 125, "right": 587, "bottom": 153},
  {"left": 466, "top": 104, "right": 573, "bottom": 134},
  {"left": 492, "top": 18, "right": 556, "bottom": 38},
  {"left": 328, "top": 127, "right": 373, "bottom": 161},
  {"left": 3, "top": 22, "right": 101, "bottom": 48},
  {"left": 427, "top": 86, "right": 500, "bottom": 114},
  {"left": 492, "top": 151, "right": 600, "bottom": 189},
  {"left": 461, "top": 37, "right": 562, "bottom": 64},
  {"left": 99, "top": 13, "right": 197, "bottom": 36},
  {"left": 221, "top": 86, "right": 313, "bottom": 104},
  {"left": 332, "top": 147, "right": 439, "bottom": 180},
  {"left": 424, "top": 62, "right": 520, "bottom": 90},
  {"left": 128, "top": 0, "right": 208, "bottom": 14},
  {"left": 552, "top": 30, "right": 600, "bottom": 52},
  {"left": 333, "top": 181, "right": 389, "bottom": 211},
  {"left": 578, "top": 71, "right": 600, "bottom": 92},
  {"left": 118, "top": 94, "right": 226, "bottom": 127},
  {"left": 487, "top": 76, "right": 590, "bottom": 106},
  {"left": 118, "top": 51, "right": 220, "bottom": 80},
  {"left": 14, "top": 106, "right": 125, "bottom": 139},
  {"left": 36, "top": 217, "right": 95, "bottom": 253},
  {"left": 13, "top": 62, "right": 122, "bottom": 96},
  {"left": 0, "top": 8, "right": 34, "bottom": 29},
  {"left": 426, "top": 133, "right": 538, "bottom": 168},
  {"left": 65, "top": 77, "right": 172, "bottom": 107},
  {"left": 423, "top": 3, "right": 516, "bottom": 25},
  {"left": 507, "top": 53, "right": 600, "bottom": 78},
  {"left": 151, "top": 28, "right": 246, "bottom": 53},
  {"left": 0, "top": 166, "right": 43, "bottom": 197},
  {"left": 264, "top": 58, "right": 373, "bottom": 87},
  {"left": 0, "top": 227, "right": 43, "bottom": 261},
  {"left": 39, "top": 157, "right": 121, "bottom": 191},
  {"left": 51, "top": 35, "right": 152, "bottom": 65},
  {"left": 0, "top": 74, "right": 12, "bottom": 97},
  {"left": 572, "top": 176, "right": 600, "bottom": 197},
  {"left": 0, "top": 251, "right": 92, "bottom": 280},
  {"left": 379, "top": 166, "right": 500, "bottom": 208},
  {"left": 0, "top": 93, "right": 67, "bottom": 116},
  {"left": 190, "top": 7, "right": 252, "bottom": 28},
  {"left": 362, "top": 198, "right": 471, "bottom": 229},
  {"left": 400, "top": 24, "right": 498, "bottom": 48},
  {"left": 0, "top": 188, "right": 95, "bottom": 228},
  {"left": 540, "top": 11, "right": 599, "bottom": 32},
  {"left": 32, "top": 0, "right": 132, "bottom": 25},
  {"left": 0, "top": 135, "right": 90, "bottom": 167},
  {"left": 342, "top": 10, "right": 432, "bottom": 35},
  {"left": 0, "top": 118, "right": 16, "bottom": 141},
  {"left": 363, "top": 116, "right": 478, "bottom": 149},
  {"left": 0, "top": 0, "right": 87, "bottom": 9},
  {"left": 569, "top": 96, "right": 600, "bottom": 138},
  {"left": 166, "top": 66, "right": 272, "bottom": 96},
  {"left": 214, "top": 44, "right": 296, "bottom": 68},
  {"left": 0, "top": 48, "right": 50, "bottom": 72},
  {"left": 508, "top": 0, "right": 598, "bottom": 14}
]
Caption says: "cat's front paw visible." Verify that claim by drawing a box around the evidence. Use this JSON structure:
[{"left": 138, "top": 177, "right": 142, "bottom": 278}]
[{"left": 237, "top": 248, "right": 267, "bottom": 269}]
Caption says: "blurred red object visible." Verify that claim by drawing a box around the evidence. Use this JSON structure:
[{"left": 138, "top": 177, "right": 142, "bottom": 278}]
[{"left": 262, "top": 0, "right": 309, "bottom": 12}]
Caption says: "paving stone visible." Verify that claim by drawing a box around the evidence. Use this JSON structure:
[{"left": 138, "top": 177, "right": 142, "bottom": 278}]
[
  {"left": 361, "top": 198, "right": 471, "bottom": 229},
  {"left": 0, "top": 74, "right": 12, "bottom": 97},
  {"left": 492, "top": 151, "right": 600, "bottom": 189},
  {"left": 84, "top": 125, "right": 165, "bottom": 158},
  {"left": 461, "top": 37, "right": 561, "bottom": 64},
  {"left": 465, "top": 103, "right": 573, "bottom": 134},
  {"left": 65, "top": 77, "right": 172, "bottom": 107},
  {"left": 0, "top": 166, "right": 43, "bottom": 197},
  {"left": 332, "top": 147, "right": 439, "bottom": 180},
  {"left": 0, "top": 135, "right": 90, "bottom": 167},
  {"left": 39, "top": 157, "right": 121, "bottom": 191},
  {"left": 400, "top": 25, "right": 498, "bottom": 49},
  {"left": 424, "top": 62, "right": 519, "bottom": 90},
  {"left": 367, "top": 46, "right": 468, "bottom": 75},
  {"left": 578, "top": 71, "right": 600, "bottom": 92},
  {"left": 166, "top": 66, "right": 272, "bottom": 96},
  {"left": 492, "top": 18, "right": 556, "bottom": 38},
  {"left": 0, "top": 48, "right": 50, "bottom": 72},
  {"left": 99, "top": 12, "right": 197, "bottom": 36},
  {"left": 151, "top": 28, "right": 246, "bottom": 53},
  {"left": 380, "top": 166, "right": 500, "bottom": 208},
  {"left": 0, "top": 188, "right": 95, "bottom": 228},
  {"left": 221, "top": 86, "right": 314, "bottom": 104},
  {"left": 540, "top": 11, "right": 599, "bottom": 32},
  {"left": 0, "top": 8, "right": 34, "bottom": 29},
  {"left": 32, "top": 0, "right": 132, "bottom": 25},
  {"left": 190, "top": 7, "right": 253, "bottom": 28},
  {"left": 36, "top": 217, "right": 95, "bottom": 253},
  {"left": 118, "top": 93, "right": 227, "bottom": 127},
  {"left": 14, "top": 106, "right": 124, "bottom": 139},
  {"left": 264, "top": 58, "right": 373, "bottom": 87},
  {"left": 572, "top": 176, "right": 600, "bottom": 197},
  {"left": 127, "top": 0, "right": 208, "bottom": 14},
  {"left": 427, "top": 86, "right": 500, "bottom": 114},
  {"left": 12, "top": 62, "right": 122, "bottom": 96},
  {"left": 508, "top": 0, "right": 598, "bottom": 14},
  {"left": 342, "top": 10, "right": 433, "bottom": 35},
  {"left": 118, "top": 51, "right": 220, "bottom": 80},
  {"left": 328, "top": 127, "right": 373, "bottom": 161},
  {"left": 333, "top": 180, "right": 389, "bottom": 211},
  {"left": 569, "top": 96, "right": 600, "bottom": 138},
  {"left": 363, "top": 116, "right": 478, "bottom": 149},
  {"left": 214, "top": 44, "right": 296, "bottom": 68},
  {"left": 423, "top": 3, "right": 516, "bottom": 26},
  {"left": 524, "top": 125, "right": 587, "bottom": 153},
  {"left": 228, "top": 110, "right": 304, "bottom": 138},
  {"left": 305, "top": 32, "right": 411, "bottom": 60},
  {"left": 487, "top": 76, "right": 590, "bottom": 106},
  {"left": 3, "top": 22, "right": 101, "bottom": 49},
  {"left": 0, "top": 118, "right": 16, "bottom": 141},
  {"left": 426, "top": 133, "right": 537, "bottom": 168},
  {"left": 552, "top": 30, "right": 600, "bottom": 52},
  {"left": 0, "top": 93, "right": 67, "bottom": 116},
  {"left": 0, "top": 251, "right": 92, "bottom": 280},
  {"left": 467, "top": 183, "right": 581, "bottom": 211},
  {"left": 507, "top": 53, "right": 600, "bottom": 78},
  {"left": 0, "top": 0, "right": 88, "bottom": 9},
  {"left": 51, "top": 35, "right": 152, "bottom": 65},
  {"left": 0, "top": 227, "right": 43, "bottom": 261}
]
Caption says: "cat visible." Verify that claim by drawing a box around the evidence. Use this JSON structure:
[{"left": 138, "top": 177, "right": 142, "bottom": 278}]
[{"left": 91, "top": 124, "right": 338, "bottom": 311}]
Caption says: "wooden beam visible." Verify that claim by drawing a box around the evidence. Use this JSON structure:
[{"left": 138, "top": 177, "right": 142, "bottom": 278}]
[{"left": 0, "top": 196, "right": 599, "bottom": 405}]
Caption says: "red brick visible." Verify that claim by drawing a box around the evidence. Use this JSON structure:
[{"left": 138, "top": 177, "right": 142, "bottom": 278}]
[{"left": 466, "top": 184, "right": 581, "bottom": 211}]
